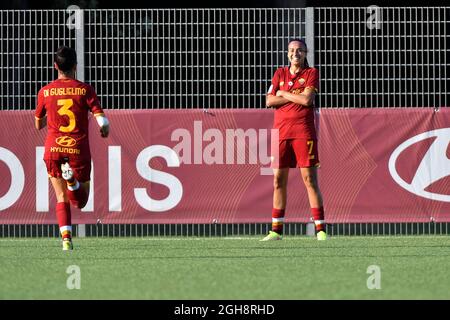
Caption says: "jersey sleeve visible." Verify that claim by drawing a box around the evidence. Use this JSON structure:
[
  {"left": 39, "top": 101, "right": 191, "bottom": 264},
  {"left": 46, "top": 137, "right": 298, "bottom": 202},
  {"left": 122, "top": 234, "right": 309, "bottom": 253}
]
[
  {"left": 85, "top": 85, "right": 104, "bottom": 115},
  {"left": 305, "top": 68, "right": 319, "bottom": 93},
  {"left": 35, "top": 88, "right": 46, "bottom": 119},
  {"left": 267, "top": 68, "right": 282, "bottom": 96}
]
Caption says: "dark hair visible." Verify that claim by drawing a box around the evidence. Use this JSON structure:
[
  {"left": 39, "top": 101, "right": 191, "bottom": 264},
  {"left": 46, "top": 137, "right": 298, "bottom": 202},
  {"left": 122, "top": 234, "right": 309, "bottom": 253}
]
[
  {"left": 288, "top": 38, "right": 309, "bottom": 68},
  {"left": 54, "top": 46, "right": 77, "bottom": 73}
]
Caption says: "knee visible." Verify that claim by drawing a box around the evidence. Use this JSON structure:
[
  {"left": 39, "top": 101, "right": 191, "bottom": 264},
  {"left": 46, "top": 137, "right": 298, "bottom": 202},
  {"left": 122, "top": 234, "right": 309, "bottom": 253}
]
[
  {"left": 273, "top": 175, "right": 287, "bottom": 190},
  {"left": 302, "top": 174, "right": 318, "bottom": 190},
  {"left": 55, "top": 191, "right": 68, "bottom": 203}
]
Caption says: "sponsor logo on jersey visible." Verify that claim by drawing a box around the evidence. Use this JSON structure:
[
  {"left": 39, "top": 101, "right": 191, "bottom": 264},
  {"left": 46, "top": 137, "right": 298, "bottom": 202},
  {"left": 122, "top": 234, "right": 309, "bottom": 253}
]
[
  {"left": 50, "top": 146, "right": 81, "bottom": 155},
  {"left": 56, "top": 136, "right": 77, "bottom": 147}
]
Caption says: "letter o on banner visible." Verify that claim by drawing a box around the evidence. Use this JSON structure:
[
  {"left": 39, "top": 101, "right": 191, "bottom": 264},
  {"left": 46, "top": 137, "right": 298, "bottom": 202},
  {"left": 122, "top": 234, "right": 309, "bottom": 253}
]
[{"left": 0, "top": 147, "right": 25, "bottom": 210}]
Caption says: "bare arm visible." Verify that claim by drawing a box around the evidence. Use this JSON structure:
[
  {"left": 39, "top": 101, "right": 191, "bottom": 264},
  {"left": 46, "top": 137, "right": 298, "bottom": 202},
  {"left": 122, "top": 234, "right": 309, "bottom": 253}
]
[
  {"left": 35, "top": 116, "right": 47, "bottom": 130},
  {"left": 266, "top": 94, "right": 290, "bottom": 108},
  {"left": 276, "top": 88, "right": 317, "bottom": 107}
]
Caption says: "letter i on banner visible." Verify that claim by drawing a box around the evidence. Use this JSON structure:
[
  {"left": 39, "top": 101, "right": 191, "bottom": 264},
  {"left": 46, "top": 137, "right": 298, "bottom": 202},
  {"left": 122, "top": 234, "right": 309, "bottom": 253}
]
[
  {"left": 81, "top": 160, "right": 94, "bottom": 212},
  {"left": 109, "top": 146, "right": 122, "bottom": 211},
  {"left": 36, "top": 147, "right": 48, "bottom": 212}
]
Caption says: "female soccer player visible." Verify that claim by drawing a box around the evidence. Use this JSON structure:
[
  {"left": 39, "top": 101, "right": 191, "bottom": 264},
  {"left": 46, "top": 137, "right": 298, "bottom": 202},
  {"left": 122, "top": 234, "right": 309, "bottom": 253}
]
[
  {"left": 35, "top": 46, "right": 110, "bottom": 250},
  {"left": 262, "top": 39, "right": 326, "bottom": 241}
]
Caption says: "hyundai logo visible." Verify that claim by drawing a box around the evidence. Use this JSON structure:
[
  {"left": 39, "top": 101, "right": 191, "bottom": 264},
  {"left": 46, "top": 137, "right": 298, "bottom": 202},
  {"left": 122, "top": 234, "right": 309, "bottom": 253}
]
[
  {"left": 388, "top": 128, "right": 450, "bottom": 202},
  {"left": 56, "top": 136, "right": 77, "bottom": 147}
]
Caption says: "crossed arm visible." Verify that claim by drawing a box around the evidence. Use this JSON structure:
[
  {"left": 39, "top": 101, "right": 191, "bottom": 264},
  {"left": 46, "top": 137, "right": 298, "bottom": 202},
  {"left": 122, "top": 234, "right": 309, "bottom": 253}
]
[{"left": 266, "top": 88, "right": 316, "bottom": 108}]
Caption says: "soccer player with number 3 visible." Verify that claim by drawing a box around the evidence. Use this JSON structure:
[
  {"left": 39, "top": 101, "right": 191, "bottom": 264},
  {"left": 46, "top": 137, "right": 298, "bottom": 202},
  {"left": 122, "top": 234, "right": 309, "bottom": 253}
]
[
  {"left": 35, "top": 46, "right": 110, "bottom": 250},
  {"left": 261, "top": 39, "right": 326, "bottom": 241}
]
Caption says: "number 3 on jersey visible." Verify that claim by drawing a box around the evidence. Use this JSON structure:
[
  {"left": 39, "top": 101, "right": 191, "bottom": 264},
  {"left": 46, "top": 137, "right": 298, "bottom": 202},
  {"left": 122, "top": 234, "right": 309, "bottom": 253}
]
[{"left": 57, "top": 99, "right": 75, "bottom": 132}]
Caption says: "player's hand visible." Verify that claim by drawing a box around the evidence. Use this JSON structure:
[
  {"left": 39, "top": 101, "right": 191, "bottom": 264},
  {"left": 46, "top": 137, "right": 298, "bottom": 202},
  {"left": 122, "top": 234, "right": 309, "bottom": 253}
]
[
  {"left": 35, "top": 116, "right": 47, "bottom": 130},
  {"left": 100, "top": 124, "right": 109, "bottom": 138},
  {"left": 276, "top": 90, "right": 286, "bottom": 97}
]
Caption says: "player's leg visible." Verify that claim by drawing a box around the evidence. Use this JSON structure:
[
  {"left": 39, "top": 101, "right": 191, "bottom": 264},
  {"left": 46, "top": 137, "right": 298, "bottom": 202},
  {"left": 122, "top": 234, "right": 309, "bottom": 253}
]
[
  {"left": 261, "top": 168, "right": 289, "bottom": 241},
  {"left": 61, "top": 159, "right": 89, "bottom": 209},
  {"left": 300, "top": 167, "right": 326, "bottom": 240},
  {"left": 49, "top": 177, "right": 73, "bottom": 250},
  {"left": 261, "top": 140, "right": 293, "bottom": 241},
  {"left": 293, "top": 138, "right": 326, "bottom": 240},
  {"left": 272, "top": 167, "right": 289, "bottom": 232},
  {"left": 76, "top": 180, "right": 90, "bottom": 207}
]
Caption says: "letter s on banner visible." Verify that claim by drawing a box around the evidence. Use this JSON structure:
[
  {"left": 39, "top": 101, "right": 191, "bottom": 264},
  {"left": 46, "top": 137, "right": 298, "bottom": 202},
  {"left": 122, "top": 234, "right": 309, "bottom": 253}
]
[{"left": 134, "top": 145, "right": 183, "bottom": 212}]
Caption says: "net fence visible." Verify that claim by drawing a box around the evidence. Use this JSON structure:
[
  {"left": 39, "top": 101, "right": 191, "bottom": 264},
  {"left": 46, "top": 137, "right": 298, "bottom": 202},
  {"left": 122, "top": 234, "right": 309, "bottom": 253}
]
[
  {"left": 317, "top": 7, "right": 449, "bottom": 108},
  {"left": 1, "top": 7, "right": 448, "bottom": 110}
]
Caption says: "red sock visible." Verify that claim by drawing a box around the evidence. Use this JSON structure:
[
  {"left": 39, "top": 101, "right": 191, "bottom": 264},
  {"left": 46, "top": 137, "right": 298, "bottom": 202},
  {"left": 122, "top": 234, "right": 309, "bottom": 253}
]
[
  {"left": 66, "top": 180, "right": 88, "bottom": 209},
  {"left": 56, "top": 202, "right": 72, "bottom": 239},
  {"left": 311, "top": 207, "right": 325, "bottom": 232},
  {"left": 272, "top": 208, "right": 285, "bottom": 235}
]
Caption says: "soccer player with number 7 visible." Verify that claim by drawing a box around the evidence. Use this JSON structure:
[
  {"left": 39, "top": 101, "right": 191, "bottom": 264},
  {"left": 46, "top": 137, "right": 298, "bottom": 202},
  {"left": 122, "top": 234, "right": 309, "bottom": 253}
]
[
  {"left": 35, "top": 46, "right": 110, "bottom": 250},
  {"left": 261, "top": 39, "right": 326, "bottom": 241}
]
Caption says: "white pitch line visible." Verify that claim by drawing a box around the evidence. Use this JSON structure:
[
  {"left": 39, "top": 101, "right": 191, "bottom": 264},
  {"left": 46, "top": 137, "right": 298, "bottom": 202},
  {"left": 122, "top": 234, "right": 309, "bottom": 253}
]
[{"left": 141, "top": 237, "right": 258, "bottom": 240}]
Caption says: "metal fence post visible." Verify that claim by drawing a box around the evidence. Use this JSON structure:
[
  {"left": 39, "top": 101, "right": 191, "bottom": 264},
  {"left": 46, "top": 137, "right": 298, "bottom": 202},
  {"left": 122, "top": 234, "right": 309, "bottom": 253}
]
[
  {"left": 305, "top": 7, "right": 314, "bottom": 67},
  {"left": 66, "top": 5, "right": 85, "bottom": 82},
  {"left": 67, "top": 5, "right": 86, "bottom": 237},
  {"left": 306, "top": 7, "right": 318, "bottom": 237}
]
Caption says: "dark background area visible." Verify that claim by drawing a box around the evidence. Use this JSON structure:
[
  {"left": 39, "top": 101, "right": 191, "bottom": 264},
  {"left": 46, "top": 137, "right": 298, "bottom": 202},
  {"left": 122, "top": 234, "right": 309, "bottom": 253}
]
[
  {"left": 1, "top": 0, "right": 447, "bottom": 9},
  {"left": 1, "top": 1, "right": 448, "bottom": 109}
]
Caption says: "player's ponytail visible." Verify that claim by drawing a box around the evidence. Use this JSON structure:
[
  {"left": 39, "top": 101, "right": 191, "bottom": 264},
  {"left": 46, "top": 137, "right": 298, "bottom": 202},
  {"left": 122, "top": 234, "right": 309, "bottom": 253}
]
[{"left": 303, "top": 57, "right": 309, "bottom": 69}]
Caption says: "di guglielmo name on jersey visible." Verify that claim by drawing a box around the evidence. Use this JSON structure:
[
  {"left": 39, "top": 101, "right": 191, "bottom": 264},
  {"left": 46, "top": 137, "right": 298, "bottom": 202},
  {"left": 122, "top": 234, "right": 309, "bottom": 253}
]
[{"left": 43, "top": 87, "right": 87, "bottom": 97}]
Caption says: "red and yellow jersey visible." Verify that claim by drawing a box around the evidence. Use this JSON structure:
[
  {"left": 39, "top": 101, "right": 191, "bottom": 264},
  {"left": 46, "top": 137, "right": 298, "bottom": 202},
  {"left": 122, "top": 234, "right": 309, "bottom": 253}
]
[
  {"left": 35, "top": 78, "right": 104, "bottom": 161},
  {"left": 267, "top": 67, "right": 319, "bottom": 140}
]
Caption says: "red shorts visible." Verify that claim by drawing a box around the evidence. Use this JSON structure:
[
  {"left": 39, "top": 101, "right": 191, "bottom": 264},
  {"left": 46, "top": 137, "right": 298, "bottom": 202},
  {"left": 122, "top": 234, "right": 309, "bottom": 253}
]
[
  {"left": 272, "top": 138, "right": 320, "bottom": 168},
  {"left": 44, "top": 158, "right": 91, "bottom": 182}
]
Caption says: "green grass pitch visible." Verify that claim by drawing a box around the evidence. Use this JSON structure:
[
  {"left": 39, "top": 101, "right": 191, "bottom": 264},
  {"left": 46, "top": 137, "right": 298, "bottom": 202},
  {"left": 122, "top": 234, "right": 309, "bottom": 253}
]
[{"left": 1, "top": 236, "right": 450, "bottom": 299}]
